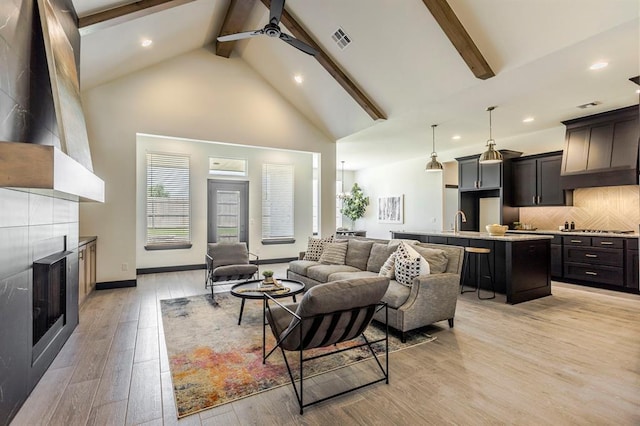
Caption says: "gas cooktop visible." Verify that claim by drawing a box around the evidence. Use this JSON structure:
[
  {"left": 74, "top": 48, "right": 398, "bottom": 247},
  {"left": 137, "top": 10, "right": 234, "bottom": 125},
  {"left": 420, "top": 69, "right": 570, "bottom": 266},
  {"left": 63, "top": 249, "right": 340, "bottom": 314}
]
[{"left": 563, "top": 229, "right": 635, "bottom": 234}]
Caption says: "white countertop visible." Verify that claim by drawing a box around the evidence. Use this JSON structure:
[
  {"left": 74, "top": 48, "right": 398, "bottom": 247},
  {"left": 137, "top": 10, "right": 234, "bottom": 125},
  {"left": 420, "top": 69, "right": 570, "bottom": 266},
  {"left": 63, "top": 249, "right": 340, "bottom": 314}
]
[
  {"left": 393, "top": 230, "right": 553, "bottom": 242},
  {"left": 508, "top": 229, "right": 639, "bottom": 239}
]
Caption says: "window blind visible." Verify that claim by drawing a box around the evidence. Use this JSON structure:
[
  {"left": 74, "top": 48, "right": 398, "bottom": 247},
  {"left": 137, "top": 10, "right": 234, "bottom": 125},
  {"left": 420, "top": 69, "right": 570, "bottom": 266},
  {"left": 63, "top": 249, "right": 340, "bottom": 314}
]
[
  {"left": 146, "top": 152, "right": 191, "bottom": 248},
  {"left": 262, "top": 163, "right": 294, "bottom": 242}
]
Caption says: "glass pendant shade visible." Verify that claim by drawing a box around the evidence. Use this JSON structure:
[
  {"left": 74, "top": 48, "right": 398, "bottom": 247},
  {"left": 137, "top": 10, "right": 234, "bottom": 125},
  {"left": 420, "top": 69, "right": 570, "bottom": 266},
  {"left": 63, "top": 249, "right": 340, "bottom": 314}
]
[
  {"left": 425, "top": 124, "right": 443, "bottom": 172},
  {"left": 479, "top": 106, "right": 503, "bottom": 164}
]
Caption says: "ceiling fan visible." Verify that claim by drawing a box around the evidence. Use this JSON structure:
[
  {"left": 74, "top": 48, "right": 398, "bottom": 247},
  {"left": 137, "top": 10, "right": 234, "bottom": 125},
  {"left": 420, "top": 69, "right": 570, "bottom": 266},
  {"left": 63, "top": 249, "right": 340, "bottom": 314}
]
[{"left": 217, "top": 0, "right": 317, "bottom": 56}]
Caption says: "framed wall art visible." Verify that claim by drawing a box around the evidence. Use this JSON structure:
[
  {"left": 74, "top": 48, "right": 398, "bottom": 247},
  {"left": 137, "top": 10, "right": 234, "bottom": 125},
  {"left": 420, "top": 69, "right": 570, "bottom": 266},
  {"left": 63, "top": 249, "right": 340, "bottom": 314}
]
[{"left": 377, "top": 195, "right": 404, "bottom": 223}]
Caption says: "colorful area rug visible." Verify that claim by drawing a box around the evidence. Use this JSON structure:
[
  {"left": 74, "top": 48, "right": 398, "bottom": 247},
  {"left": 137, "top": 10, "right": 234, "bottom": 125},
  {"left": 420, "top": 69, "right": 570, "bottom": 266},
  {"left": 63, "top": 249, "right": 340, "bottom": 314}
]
[{"left": 160, "top": 292, "right": 436, "bottom": 418}]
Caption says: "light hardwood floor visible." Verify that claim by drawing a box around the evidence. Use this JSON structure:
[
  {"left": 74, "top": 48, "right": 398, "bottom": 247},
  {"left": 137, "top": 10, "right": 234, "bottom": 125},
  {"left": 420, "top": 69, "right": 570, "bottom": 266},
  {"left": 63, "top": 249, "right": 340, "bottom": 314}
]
[{"left": 11, "top": 266, "right": 640, "bottom": 425}]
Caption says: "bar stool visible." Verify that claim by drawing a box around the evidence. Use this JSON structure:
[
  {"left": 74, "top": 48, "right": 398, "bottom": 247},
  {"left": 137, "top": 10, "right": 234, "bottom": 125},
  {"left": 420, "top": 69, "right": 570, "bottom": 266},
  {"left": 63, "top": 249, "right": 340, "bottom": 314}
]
[{"left": 460, "top": 247, "right": 496, "bottom": 300}]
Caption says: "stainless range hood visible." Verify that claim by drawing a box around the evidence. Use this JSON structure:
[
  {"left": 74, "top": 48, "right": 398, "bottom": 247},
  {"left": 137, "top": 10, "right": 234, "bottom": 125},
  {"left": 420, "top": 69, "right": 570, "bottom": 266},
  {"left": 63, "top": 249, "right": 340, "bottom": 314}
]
[{"left": 560, "top": 105, "right": 639, "bottom": 189}]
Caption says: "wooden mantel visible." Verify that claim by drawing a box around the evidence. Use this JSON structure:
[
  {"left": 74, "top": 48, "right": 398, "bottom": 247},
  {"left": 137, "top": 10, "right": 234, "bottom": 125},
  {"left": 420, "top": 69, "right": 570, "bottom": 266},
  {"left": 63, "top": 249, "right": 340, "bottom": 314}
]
[{"left": 0, "top": 141, "right": 105, "bottom": 202}]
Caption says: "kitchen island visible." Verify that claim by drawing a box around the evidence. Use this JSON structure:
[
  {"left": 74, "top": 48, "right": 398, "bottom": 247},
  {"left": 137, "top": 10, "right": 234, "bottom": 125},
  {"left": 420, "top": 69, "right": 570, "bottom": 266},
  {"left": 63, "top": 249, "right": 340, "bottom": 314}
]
[{"left": 391, "top": 230, "right": 554, "bottom": 304}]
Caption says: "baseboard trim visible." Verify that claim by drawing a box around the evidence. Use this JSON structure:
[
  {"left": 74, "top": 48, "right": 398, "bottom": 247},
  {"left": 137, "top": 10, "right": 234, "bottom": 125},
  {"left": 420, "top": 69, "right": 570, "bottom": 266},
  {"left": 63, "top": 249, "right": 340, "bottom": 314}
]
[
  {"left": 96, "top": 279, "right": 137, "bottom": 290},
  {"left": 137, "top": 264, "right": 204, "bottom": 275},
  {"left": 135, "top": 258, "right": 297, "bottom": 275}
]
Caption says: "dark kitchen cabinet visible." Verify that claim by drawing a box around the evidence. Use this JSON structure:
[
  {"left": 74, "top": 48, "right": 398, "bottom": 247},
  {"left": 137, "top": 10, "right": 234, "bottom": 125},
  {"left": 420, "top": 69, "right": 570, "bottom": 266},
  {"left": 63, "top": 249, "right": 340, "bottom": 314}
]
[
  {"left": 550, "top": 235, "right": 563, "bottom": 278},
  {"left": 456, "top": 150, "right": 522, "bottom": 232},
  {"left": 625, "top": 238, "right": 638, "bottom": 291},
  {"left": 561, "top": 105, "right": 639, "bottom": 188},
  {"left": 458, "top": 156, "right": 502, "bottom": 191},
  {"left": 563, "top": 236, "right": 624, "bottom": 286},
  {"left": 512, "top": 152, "right": 570, "bottom": 206}
]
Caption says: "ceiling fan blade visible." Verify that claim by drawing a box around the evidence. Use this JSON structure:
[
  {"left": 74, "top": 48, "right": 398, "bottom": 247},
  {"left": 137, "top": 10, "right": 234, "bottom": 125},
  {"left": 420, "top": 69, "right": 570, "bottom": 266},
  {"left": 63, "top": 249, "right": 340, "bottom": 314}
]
[
  {"left": 279, "top": 32, "right": 316, "bottom": 56},
  {"left": 269, "top": 0, "right": 285, "bottom": 26},
  {"left": 217, "top": 29, "right": 264, "bottom": 42}
]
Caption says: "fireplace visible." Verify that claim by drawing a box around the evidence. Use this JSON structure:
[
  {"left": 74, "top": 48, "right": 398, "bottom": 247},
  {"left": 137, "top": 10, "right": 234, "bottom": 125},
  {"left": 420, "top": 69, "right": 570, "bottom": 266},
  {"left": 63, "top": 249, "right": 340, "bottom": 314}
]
[{"left": 32, "top": 250, "right": 71, "bottom": 362}]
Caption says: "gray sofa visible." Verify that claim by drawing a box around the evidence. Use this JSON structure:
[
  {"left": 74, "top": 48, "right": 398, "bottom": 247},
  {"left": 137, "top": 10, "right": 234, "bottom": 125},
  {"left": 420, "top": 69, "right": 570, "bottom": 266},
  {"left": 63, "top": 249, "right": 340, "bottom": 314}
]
[{"left": 287, "top": 237, "right": 464, "bottom": 341}]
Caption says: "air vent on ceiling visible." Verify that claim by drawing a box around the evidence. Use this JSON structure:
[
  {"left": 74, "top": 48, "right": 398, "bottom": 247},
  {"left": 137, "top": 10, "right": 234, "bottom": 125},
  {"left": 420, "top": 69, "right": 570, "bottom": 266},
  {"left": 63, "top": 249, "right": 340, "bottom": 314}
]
[
  {"left": 577, "top": 101, "right": 601, "bottom": 109},
  {"left": 331, "top": 27, "right": 352, "bottom": 50}
]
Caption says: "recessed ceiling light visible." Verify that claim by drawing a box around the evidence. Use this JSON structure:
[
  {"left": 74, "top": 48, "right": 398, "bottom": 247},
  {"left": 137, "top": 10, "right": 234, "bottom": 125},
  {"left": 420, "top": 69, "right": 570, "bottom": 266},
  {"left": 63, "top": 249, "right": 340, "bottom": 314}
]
[
  {"left": 452, "top": 135, "right": 461, "bottom": 140},
  {"left": 636, "top": 89, "right": 640, "bottom": 94},
  {"left": 589, "top": 61, "right": 608, "bottom": 70},
  {"left": 293, "top": 74, "right": 303, "bottom": 84},
  {"left": 141, "top": 39, "right": 153, "bottom": 48},
  {"left": 522, "top": 117, "right": 534, "bottom": 123}
]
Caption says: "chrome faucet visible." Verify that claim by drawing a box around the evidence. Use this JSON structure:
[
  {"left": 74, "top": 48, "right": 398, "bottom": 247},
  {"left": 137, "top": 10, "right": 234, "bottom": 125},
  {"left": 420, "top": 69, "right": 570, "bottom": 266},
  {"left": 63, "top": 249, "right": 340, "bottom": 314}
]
[{"left": 454, "top": 210, "right": 467, "bottom": 234}]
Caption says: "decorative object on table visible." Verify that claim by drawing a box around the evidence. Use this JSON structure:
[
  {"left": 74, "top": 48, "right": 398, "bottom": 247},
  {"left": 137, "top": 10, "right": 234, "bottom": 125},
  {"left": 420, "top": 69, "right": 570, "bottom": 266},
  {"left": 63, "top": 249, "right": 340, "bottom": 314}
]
[
  {"left": 340, "top": 182, "right": 369, "bottom": 229},
  {"left": 160, "top": 293, "right": 437, "bottom": 418},
  {"left": 425, "top": 124, "right": 444, "bottom": 172},
  {"left": 479, "top": 106, "right": 503, "bottom": 164},
  {"left": 377, "top": 194, "right": 404, "bottom": 223},
  {"left": 486, "top": 224, "right": 508, "bottom": 236},
  {"left": 261, "top": 270, "right": 276, "bottom": 285}
]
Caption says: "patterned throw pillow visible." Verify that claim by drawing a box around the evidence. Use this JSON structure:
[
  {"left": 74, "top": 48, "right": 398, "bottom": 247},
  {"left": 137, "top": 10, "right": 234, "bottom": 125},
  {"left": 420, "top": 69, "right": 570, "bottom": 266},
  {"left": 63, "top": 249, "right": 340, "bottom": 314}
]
[
  {"left": 303, "top": 235, "right": 334, "bottom": 261},
  {"left": 394, "top": 242, "right": 430, "bottom": 287},
  {"left": 319, "top": 241, "right": 348, "bottom": 265},
  {"left": 378, "top": 251, "right": 397, "bottom": 279}
]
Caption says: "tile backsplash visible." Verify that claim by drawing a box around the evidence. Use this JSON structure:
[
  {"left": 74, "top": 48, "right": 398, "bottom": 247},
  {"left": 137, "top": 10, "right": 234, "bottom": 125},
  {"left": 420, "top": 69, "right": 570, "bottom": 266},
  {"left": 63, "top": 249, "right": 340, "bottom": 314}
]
[{"left": 519, "top": 185, "right": 639, "bottom": 231}]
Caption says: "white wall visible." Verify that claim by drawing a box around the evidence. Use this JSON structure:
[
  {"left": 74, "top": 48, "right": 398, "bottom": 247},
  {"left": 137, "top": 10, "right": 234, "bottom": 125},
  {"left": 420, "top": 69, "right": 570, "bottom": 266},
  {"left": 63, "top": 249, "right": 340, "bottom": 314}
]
[
  {"left": 80, "top": 49, "right": 336, "bottom": 283},
  {"left": 354, "top": 156, "right": 444, "bottom": 239},
  {"left": 135, "top": 135, "right": 314, "bottom": 269}
]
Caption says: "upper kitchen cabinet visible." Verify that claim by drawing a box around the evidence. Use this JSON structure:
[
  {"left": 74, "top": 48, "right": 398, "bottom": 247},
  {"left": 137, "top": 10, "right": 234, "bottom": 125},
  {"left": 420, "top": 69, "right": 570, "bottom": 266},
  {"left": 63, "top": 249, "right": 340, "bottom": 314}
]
[
  {"left": 457, "top": 150, "right": 522, "bottom": 191},
  {"left": 512, "top": 151, "right": 572, "bottom": 207},
  {"left": 560, "top": 105, "right": 639, "bottom": 189}
]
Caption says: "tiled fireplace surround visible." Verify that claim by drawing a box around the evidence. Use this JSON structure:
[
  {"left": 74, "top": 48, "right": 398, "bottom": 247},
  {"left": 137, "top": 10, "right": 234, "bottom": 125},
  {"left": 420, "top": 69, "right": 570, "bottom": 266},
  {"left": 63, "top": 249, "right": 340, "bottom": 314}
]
[{"left": 519, "top": 185, "right": 640, "bottom": 232}]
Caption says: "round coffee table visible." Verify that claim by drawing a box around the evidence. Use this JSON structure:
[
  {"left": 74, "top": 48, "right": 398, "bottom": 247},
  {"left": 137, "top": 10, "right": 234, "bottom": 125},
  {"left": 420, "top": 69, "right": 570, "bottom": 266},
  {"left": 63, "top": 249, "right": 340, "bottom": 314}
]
[{"left": 230, "top": 279, "right": 305, "bottom": 325}]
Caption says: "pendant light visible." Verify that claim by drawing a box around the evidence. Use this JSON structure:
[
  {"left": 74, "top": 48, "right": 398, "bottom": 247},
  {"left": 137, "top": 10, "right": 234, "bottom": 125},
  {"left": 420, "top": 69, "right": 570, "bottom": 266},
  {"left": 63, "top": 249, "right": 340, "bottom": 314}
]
[
  {"left": 425, "top": 124, "right": 443, "bottom": 172},
  {"left": 337, "top": 161, "right": 351, "bottom": 200},
  {"left": 479, "top": 106, "right": 503, "bottom": 164}
]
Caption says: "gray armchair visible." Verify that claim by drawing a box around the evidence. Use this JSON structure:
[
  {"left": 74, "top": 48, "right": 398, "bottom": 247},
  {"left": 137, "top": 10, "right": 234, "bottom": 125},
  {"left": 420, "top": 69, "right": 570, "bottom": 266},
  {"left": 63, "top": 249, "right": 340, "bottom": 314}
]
[
  {"left": 263, "top": 277, "right": 390, "bottom": 414},
  {"left": 205, "top": 242, "right": 258, "bottom": 298}
]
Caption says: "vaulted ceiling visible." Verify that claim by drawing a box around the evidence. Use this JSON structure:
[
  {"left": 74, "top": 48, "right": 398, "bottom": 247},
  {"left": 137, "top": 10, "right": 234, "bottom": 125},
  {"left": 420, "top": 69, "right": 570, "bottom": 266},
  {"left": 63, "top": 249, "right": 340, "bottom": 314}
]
[{"left": 73, "top": 0, "right": 640, "bottom": 170}]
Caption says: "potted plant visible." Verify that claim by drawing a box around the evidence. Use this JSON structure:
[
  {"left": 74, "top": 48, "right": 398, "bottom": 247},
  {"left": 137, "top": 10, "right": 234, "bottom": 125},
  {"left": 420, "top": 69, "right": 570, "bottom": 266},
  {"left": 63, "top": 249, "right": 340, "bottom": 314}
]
[
  {"left": 262, "top": 270, "right": 274, "bottom": 284},
  {"left": 340, "top": 183, "right": 369, "bottom": 229}
]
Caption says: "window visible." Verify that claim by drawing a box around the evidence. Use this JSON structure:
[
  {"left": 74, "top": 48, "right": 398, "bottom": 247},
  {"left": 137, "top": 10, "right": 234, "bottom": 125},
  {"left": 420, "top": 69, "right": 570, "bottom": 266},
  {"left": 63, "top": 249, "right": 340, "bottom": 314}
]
[
  {"left": 336, "top": 180, "right": 343, "bottom": 228},
  {"left": 146, "top": 152, "right": 191, "bottom": 249},
  {"left": 262, "top": 163, "right": 294, "bottom": 244},
  {"left": 209, "top": 157, "right": 247, "bottom": 176}
]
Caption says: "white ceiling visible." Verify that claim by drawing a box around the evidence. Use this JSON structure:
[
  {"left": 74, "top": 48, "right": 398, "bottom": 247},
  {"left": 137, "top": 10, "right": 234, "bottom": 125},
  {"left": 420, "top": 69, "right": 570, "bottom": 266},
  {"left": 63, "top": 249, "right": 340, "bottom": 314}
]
[{"left": 73, "top": 0, "right": 640, "bottom": 170}]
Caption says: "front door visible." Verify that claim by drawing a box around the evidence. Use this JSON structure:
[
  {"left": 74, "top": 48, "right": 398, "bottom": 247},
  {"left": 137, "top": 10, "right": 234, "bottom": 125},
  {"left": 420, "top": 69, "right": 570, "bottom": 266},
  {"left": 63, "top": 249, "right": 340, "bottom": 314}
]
[{"left": 207, "top": 180, "right": 249, "bottom": 244}]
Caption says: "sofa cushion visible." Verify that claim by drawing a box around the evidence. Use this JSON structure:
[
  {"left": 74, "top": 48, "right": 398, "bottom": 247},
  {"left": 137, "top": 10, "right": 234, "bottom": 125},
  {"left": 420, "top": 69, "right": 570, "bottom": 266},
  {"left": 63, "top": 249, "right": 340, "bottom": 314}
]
[
  {"left": 303, "top": 235, "right": 334, "bottom": 261},
  {"left": 307, "top": 264, "right": 361, "bottom": 283},
  {"left": 328, "top": 270, "right": 378, "bottom": 282},
  {"left": 380, "top": 280, "right": 411, "bottom": 309},
  {"left": 319, "top": 241, "right": 348, "bottom": 265},
  {"left": 345, "top": 239, "right": 374, "bottom": 270},
  {"left": 288, "top": 260, "right": 321, "bottom": 276},
  {"left": 378, "top": 251, "right": 396, "bottom": 279},
  {"left": 367, "top": 243, "right": 397, "bottom": 273},
  {"left": 414, "top": 244, "right": 449, "bottom": 274},
  {"left": 395, "top": 242, "right": 430, "bottom": 287}
]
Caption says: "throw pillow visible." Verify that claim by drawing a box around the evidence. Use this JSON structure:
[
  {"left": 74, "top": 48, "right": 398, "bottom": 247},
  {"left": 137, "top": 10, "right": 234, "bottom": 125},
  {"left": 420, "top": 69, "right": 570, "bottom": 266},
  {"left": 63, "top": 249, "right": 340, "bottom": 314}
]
[
  {"left": 367, "top": 243, "right": 397, "bottom": 273},
  {"left": 378, "top": 251, "right": 397, "bottom": 279},
  {"left": 318, "top": 241, "right": 348, "bottom": 265},
  {"left": 394, "top": 242, "right": 430, "bottom": 287},
  {"left": 303, "top": 235, "right": 334, "bottom": 261},
  {"left": 345, "top": 239, "right": 375, "bottom": 270},
  {"left": 413, "top": 245, "right": 449, "bottom": 274}
]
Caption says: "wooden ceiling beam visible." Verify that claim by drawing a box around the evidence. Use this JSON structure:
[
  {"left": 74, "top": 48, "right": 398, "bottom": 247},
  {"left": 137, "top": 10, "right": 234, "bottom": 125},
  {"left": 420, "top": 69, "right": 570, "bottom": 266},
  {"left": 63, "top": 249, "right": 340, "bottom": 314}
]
[
  {"left": 421, "top": 0, "right": 495, "bottom": 80},
  {"left": 78, "top": 0, "right": 196, "bottom": 35},
  {"left": 215, "top": 0, "right": 256, "bottom": 58},
  {"left": 258, "top": 0, "right": 386, "bottom": 121}
]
